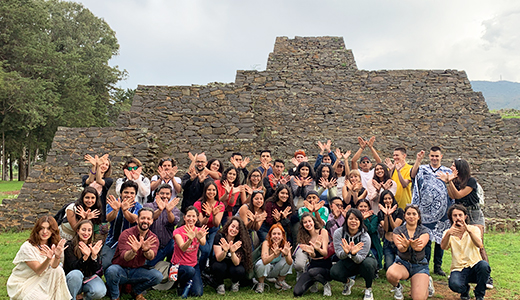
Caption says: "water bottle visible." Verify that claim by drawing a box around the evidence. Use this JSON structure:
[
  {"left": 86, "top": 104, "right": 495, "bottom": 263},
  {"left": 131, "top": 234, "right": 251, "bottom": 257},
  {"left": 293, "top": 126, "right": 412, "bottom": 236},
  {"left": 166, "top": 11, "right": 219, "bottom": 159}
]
[{"left": 181, "top": 279, "right": 193, "bottom": 299}]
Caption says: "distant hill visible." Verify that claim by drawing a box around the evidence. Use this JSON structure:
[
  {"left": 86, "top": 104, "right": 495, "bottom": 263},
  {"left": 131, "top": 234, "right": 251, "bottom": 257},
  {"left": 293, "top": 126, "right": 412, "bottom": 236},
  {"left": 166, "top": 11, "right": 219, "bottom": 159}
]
[{"left": 470, "top": 80, "right": 520, "bottom": 110}]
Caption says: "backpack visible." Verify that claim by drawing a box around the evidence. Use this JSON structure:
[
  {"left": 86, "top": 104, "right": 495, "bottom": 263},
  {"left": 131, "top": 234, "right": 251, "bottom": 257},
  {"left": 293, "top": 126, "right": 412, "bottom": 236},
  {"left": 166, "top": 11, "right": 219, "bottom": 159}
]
[{"left": 54, "top": 202, "right": 74, "bottom": 226}]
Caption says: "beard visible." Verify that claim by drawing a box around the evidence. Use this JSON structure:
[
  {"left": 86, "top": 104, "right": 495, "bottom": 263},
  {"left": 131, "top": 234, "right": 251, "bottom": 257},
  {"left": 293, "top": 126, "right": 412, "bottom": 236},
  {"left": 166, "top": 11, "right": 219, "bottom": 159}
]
[{"left": 138, "top": 222, "right": 149, "bottom": 231}]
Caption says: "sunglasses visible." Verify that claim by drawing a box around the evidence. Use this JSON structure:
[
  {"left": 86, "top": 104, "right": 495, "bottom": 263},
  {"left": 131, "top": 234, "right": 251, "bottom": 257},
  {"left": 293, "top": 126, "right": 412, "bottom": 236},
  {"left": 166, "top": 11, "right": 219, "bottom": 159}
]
[{"left": 127, "top": 166, "right": 139, "bottom": 171}]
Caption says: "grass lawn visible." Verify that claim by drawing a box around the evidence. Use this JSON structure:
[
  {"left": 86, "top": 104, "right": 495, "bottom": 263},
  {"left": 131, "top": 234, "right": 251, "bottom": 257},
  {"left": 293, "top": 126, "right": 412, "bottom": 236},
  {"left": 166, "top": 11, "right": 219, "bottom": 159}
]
[
  {"left": 0, "top": 180, "right": 24, "bottom": 204},
  {"left": 0, "top": 230, "right": 518, "bottom": 299}
]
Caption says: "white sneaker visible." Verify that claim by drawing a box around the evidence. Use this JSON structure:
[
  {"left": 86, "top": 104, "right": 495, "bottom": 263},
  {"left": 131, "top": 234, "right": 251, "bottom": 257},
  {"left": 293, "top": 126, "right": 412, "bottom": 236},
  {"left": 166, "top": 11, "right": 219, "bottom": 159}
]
[
  {"left": 309, "top": 282, "right": 319, "bottom": 293},
  {"left": 364, "top": 287, "right": 374, "bottom": 300},
  {"left": 323, "top": 282, "right": 332, "bottom": 297},
  {"left": 342, "top": 279, "right": 355, "bottom": 296},
  {"left": 428, "top": 276, "right": 435, "bottom": 297},
  {"left": 231, "top": 282, "right": 240, "bottom": 292},
  {"left": 275, "top": 280, "right": 292, "bottom": 291},
  {"left": 216, "top": 284, "right": 225, "bottom": 295},
  {"left": 393, "top": 283, "right": 404, "bottom": 300},
  {"left": 255, "top": 282, "right": 265, "bottom": 293}
]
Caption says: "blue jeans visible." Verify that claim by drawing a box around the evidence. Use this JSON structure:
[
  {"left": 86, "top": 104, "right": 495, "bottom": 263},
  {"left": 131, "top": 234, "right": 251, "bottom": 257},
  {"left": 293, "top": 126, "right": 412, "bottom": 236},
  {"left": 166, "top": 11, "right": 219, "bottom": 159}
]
[
  {"left": 383, "top": 239, "right": 398, "bottom": 270},
  {"left": 66, "top": 270, "right": 106, "bottom": 300},
  {"left": 146, "top": 239, "right": 174, "bottom": 267},
  {"left": 105, "top": 265, "right": 163, "bottom": 299},
  {"left": 424, "top": 240, "right": 444, "bottom": 268},
  {"left": 100, "top": 245, "right": 116, "bottom": 273},
  {"left": 178, "top": 264, "right": 203, "bottom": 297},
  {"left": 449, "top": 260, "right": 490, "bottom": 298},
  {"left": 199, "top": 227, "right": 218, "bottom": 270}
]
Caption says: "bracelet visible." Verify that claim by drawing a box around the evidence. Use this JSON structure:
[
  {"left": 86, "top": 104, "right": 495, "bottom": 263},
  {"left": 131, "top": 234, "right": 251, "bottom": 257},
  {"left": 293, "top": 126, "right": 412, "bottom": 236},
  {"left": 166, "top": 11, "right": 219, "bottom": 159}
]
[{"left": 90, "top": 169, "right": 96, "bottom": 175}]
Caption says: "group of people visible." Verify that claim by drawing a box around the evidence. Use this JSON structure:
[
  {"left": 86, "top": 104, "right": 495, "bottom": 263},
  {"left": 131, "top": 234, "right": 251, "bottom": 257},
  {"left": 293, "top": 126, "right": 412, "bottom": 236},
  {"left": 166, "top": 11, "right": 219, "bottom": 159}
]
[{"left": 7, "top": 137, "right": 492, "bottom": 300}]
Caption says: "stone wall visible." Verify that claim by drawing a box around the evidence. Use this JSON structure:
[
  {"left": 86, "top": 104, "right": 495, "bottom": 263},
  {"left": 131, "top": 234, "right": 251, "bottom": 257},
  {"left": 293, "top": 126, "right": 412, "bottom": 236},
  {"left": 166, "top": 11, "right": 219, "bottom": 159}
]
[{"left": 1, "top": 36, "right": 518, "bottom": 230}]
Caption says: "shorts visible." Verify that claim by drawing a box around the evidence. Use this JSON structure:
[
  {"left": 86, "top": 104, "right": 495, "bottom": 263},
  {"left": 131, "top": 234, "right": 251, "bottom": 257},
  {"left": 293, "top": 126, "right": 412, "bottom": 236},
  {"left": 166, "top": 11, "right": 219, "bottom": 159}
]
[
  {"left": 395, "top": 256, "right": 429, "bottom": 278},
  {"left": 467, "top": 207, "right": 485, "bottom": 226}
]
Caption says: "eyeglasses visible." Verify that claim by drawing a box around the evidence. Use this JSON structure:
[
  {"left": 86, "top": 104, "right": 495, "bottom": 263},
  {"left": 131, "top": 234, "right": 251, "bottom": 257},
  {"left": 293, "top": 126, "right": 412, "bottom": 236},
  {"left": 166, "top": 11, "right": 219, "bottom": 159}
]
[
  {"left": 127, "top": 166, "right": 139, "bottom": 171},
  {"left": 406, "top": 204, "right": 419, "bottom": 209}
]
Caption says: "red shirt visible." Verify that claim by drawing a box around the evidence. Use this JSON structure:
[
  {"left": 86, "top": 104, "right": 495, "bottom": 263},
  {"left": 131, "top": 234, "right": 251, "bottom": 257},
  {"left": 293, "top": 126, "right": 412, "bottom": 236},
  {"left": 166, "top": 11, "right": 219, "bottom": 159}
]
[{"left": 112, "top": 226, "right": 159, "bottom": 268}]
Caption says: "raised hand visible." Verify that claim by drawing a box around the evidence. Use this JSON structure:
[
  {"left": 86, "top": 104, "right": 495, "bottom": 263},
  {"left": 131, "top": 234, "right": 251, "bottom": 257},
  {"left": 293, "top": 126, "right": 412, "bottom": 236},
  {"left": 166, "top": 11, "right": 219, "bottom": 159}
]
[
  {"left": 271, "top": 245, "right": 281, "bottom": 256},
  {"left": 40, "top": 244, "right": 55, "bottom": 259},
  {"left": 157, "top": 165, "right": 168, "bottom": 180},
  {"left": 188, "top": 167, "right": 198, "bottom": 180},
  {"left": 171, "top": 165, "right": 178, "bottom": 177},
  {"left": 256, "top": 211, "right": 267, "bottom": 223},
  {"left": 325, "top": 140, "right": 332, "bottom": 153},
  {"left": 241, "top": 157, "right": 250, "bottom": 169},
  {"left": 358, "top": 137, "right": 367, "bottom": 149},
  {"left": 291, "top": 157, "right": 299, "bottom": 167},
  {"left": 334, "top": 148, "right": 342, "bottom": 160},
  {"left": 342, "top": 150, "right": 352, "bottom": 160},
  {"left": 202, "top": 202, "right": 212, "bottom": 217},
  {"left": 246, "top": 210, "right": 255, "bottom": 222},
  {"left": 281, "top": 241, "right": 291, "bottom": 256},
  {"left": 341, "top": 238, "right": 351, "bottom": 254},
  {"left": 142, "top": 235, "right": 157, "bottom": 252},
  {"left": 90, "top": 240, "right": 103, "bottom": 257},
  {"left": 121, "top": 197, "right": 135, "bottom": 212},
  {"left": 378, "top": 204, "right": 387, "bottom": 215},
  {"left": 293, "top": 176, "right": 302, "bottom": 187},
  {"left": 219, "top": 238, "right": 230, "bottom": 251},
  {"left": 127, "top": 235, "right": 142, "bottom": 253},
  {"left": 385, "top": 158, "right": 395, "bottom": 170},
  {"left": 78, "top": 241, "right": 92, "bottom": 258},
  {"left": 123, "top": 168, "right": 132, "bottom": 180},
  {"left": 329, "top": 178, "right": 337, "bottom": 187},
  {"left": 350, "top": 241, "right": 364, "bottom": 255},
  {"left": 314, "top": 201, "right": 324, "bottom": 212},
  {"left": 299, "top": 244, "right": 314, "bottom": 255},
  {"left": 367, "top": 136, "right": 376, "bottom": 148},
  {"left": 244, "top": 185, "right": 253, "bottom": 195},
  {"left": 372, "top": 179, "right": 382, "bottom": 191},
  {"left": 198, "top": 169, "right": 209, "bottom": 183},
  {"left": 281, "top": 206, "right": 292, "bottom": 219},
  {"left": 388, "top": 204, "right": 397, "bottom": 215},
  {"left": 84, "top": 154, "right": 97, "bottom": 166},
  {"left": 184, "top": 226, "right": 197, "bottom": 241},
  {"left": 310, "top": 239, "right": 322, "bottom": 250},
  {"left": 86, "top": 209, "right": 100, "bottom": 220},
  {"left": 395, "top": 233, "right": 411, "bottom": 249},
  {"left": 196, "top": 225, "right": 209, "bottom": 240},
  {"left": 303, "top": 200, "right": 313, "bottom": 212},
  {"left": 230, "top": 157, "right": 240, "bottom": 169},
  {"left": 166, "top": 198, "right": 180, "bottom": 212},
  {"left": 156, "top": 196, "right": 166, "bottom": 210},
  {"left": 188, "top": 152, "right": 197, "bottom": 163},
  {"left": 222, "top": 180, "right": 232, "bottom": 194},
  {"left": 317, "top": 141, "right": 326, "bottom": 154},
  {"left": 302, "top": 177, "right": 313, "bottom": 186},
  {"left": 272, "top": 209, "right": 282, "bottom": 222},
  {"left": 410, "top": 238, "right": 424, "bottom": 251},
  {"left": 416, "top": 150, "right": 425, "bottom": 161},
  {"left": 382, "top": 179, "right": 393, "bottom": 190},
  {"left": 230, "top": 240, "right": 242, "bottom": 253},
  {"left": 76, "top": 206, "right": 88, "bottom": 219},
  {"left": 107, "top": 195, "right": 121, "bottom": 211},
  {"left": 213, "top": 203, "right": 224, "bottom": 216}
]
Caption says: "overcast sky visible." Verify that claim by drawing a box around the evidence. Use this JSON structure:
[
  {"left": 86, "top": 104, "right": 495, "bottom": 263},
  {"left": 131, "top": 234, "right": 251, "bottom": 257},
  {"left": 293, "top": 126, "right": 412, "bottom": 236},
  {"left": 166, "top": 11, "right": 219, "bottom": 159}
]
[{"left": 74, "top": 0, "right": 520, "bottom": 90}]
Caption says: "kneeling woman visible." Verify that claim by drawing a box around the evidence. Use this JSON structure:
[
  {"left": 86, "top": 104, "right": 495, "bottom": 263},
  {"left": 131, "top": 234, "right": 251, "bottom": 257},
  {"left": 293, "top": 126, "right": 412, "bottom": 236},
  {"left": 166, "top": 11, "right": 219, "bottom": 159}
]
[
  {"left": 254, "top": 223, "right": 293, "bottom": 293},
  {"left": 64, "top": 220, "right": 106, "bottom": 300},
  {"left": 172, "top": 206, "right": 208, "bottom": 297},
  {"left": 211, "top": 217, "right": 253, "bottom": 294},
  {"left": 7, "top": 216, "right": 71, "bottom": 299},
  {"left": 293, "top": 212, "right": 331, "bottom": 297},
  {"left": 386, "top": 205, "right": 430, "bottom": 300},
  {"left": 330, "top": 208, "right": 377, "bottom": 300}
]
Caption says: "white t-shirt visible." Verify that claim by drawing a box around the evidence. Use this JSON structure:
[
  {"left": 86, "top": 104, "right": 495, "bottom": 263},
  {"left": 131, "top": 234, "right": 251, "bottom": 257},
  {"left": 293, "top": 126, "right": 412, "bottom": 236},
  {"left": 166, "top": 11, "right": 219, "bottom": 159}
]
[{"left": 151, "top": 175, "right": 181, "bottom": 200}]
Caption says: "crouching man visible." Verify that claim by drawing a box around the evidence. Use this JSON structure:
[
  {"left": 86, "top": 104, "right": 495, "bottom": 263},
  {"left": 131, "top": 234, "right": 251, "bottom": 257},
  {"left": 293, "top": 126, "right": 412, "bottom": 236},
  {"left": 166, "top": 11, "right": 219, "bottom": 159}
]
[{"left": 441, "top": 204, "right": 490, "bottom": 300}]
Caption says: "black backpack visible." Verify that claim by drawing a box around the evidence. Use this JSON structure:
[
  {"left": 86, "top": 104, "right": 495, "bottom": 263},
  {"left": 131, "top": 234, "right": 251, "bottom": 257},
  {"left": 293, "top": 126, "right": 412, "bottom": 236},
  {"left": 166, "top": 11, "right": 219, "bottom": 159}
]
[{"left": 54, "top": 202, "right": 74, "bottom": 226}]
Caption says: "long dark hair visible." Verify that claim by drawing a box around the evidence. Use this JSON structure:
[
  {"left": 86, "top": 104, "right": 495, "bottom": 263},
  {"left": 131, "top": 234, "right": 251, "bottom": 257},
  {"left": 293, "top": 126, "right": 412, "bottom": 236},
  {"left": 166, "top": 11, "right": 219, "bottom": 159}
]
[
  {"left": 342, "top": 208, "right": 367, "bottom": 236},
  {"left": 315, "top": 164, "right": 335, "bottom": 183},
  {"left": 295, "top": 162, "right": 315, "bottom": 179},
  {"left": 453, "top": 159, "right": 471, "bottom": 189},
  {"left": 75, "top": 187, "right": 102, "bottom": 225},
  {"left": 379, "top": 189, "right": 398, "bottom": 207},
  {"left": 200, "top": 181, "right": 220, "bottom": 205},
  {"left": 266, "top": 184, "right": 295, "bottom": 212},
  {"left": 404, "top": 205, "right": 422, "bottom": 226},
  {"left": 71, "top": 220, "right": 94, "bottom": 259},
  {"left": 222, "top": 167, "right": 240, "bottom": 187},
  {"left": 219, "top": 217, "right": 253, "bottom": 271},
  {"left": 207, "top": 159, "right": 224, "bottom": 174},
  {"left": 297, "top": 212, "right": 321, "bottom": 245},
  {"left": 28, "top": 216, "right": 60, "bottom": 247},
  {"left": 246, "top": 169, "right": 264, "bottom": 189},
  {"left": 247, "top": 190, "right": 265, "bottom": 213},
  {"left": 373, "top": 163, "right": 391, "bottom": 183}
]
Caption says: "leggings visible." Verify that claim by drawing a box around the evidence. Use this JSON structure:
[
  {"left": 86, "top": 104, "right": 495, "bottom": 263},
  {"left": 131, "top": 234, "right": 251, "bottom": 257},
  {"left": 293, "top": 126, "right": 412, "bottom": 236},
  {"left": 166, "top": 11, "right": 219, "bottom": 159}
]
[
  {"left": 293, "top": 259, "right": 332, "bottom": 297},
  {"left": 211, "top": 260, "right": 246, "bottom": 285}
]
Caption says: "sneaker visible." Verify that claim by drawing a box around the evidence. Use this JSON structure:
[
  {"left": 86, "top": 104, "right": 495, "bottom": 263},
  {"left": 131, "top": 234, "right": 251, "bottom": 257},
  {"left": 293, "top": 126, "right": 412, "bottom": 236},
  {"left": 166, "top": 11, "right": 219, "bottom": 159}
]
[
  {"left": 255, "top": 282, "right": 265, "bottom": 293},
  {"left": 434, "top": 266, "right": 446, "bottom": 276},
  {"left": 486, "top": 276, "right": 494, "bottom": 289},
  {"left": 393, "top": 283, "right": 404, "bottom": 300},
  {"left": 216, "top": 284, "right": 225, "bottom": 295},
  {"left": 266, "top": 277, "right": 277, "bottom": 283},
  {"left": 364, "top": 288, "right": 374, "bottom": 300},
  {"left": 275, "top": 280, "right": 292, "bottom": 291},
  {"left": 428, "top": 276, "right": 435, "bottom": 297},
  {"left": 310, "top": 282, "right": 319, "bottom": 293},
  {"left": 342, "top": 279, "right": 355, "bottom": 296},
  {"left": 323, "top": 282, "right": 332, "bottom": 297},
  {"left": 231, "top": 282, "right": 240, "bottom": 292}
]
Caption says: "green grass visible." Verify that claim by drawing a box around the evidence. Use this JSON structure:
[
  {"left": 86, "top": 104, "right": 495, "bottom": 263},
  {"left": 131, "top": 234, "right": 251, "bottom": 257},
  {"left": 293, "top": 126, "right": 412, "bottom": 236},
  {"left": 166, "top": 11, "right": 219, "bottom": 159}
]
[
  {"left": 1, "top": 231, "right": 518, "bottom": 299},
  {"left": 0, "top": 180, "right": 23, "bottom": 204}
]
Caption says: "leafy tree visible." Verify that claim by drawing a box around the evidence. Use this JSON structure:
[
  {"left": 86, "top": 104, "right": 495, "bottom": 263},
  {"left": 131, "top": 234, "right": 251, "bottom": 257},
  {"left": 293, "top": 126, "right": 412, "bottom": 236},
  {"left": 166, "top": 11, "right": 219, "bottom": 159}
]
[{"left": 0, "top": 0, "right": 126, "bottom": 180}]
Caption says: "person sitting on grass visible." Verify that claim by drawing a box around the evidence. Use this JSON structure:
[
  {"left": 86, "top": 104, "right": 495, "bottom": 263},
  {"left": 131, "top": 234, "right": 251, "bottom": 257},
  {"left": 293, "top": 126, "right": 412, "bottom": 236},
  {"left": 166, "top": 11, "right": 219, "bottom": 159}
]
[
  {"left": 330, "top": 208, "right": 377, "bottom": 300},
  {"left": 210, "top": 216, "right": 252, "bottom": 295},
  {"left": 441, "top": 204, "right": 490, "bottom": 300},
  {"left": 253, "top": 223, "right": 293, "bottom": 293}
]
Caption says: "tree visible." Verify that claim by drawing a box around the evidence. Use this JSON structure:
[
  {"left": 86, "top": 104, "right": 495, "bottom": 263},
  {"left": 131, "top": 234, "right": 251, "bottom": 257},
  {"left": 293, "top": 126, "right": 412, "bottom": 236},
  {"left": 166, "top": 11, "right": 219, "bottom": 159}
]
[{"left": 0, "top": 0, "right": 126, "bottom": 180}]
